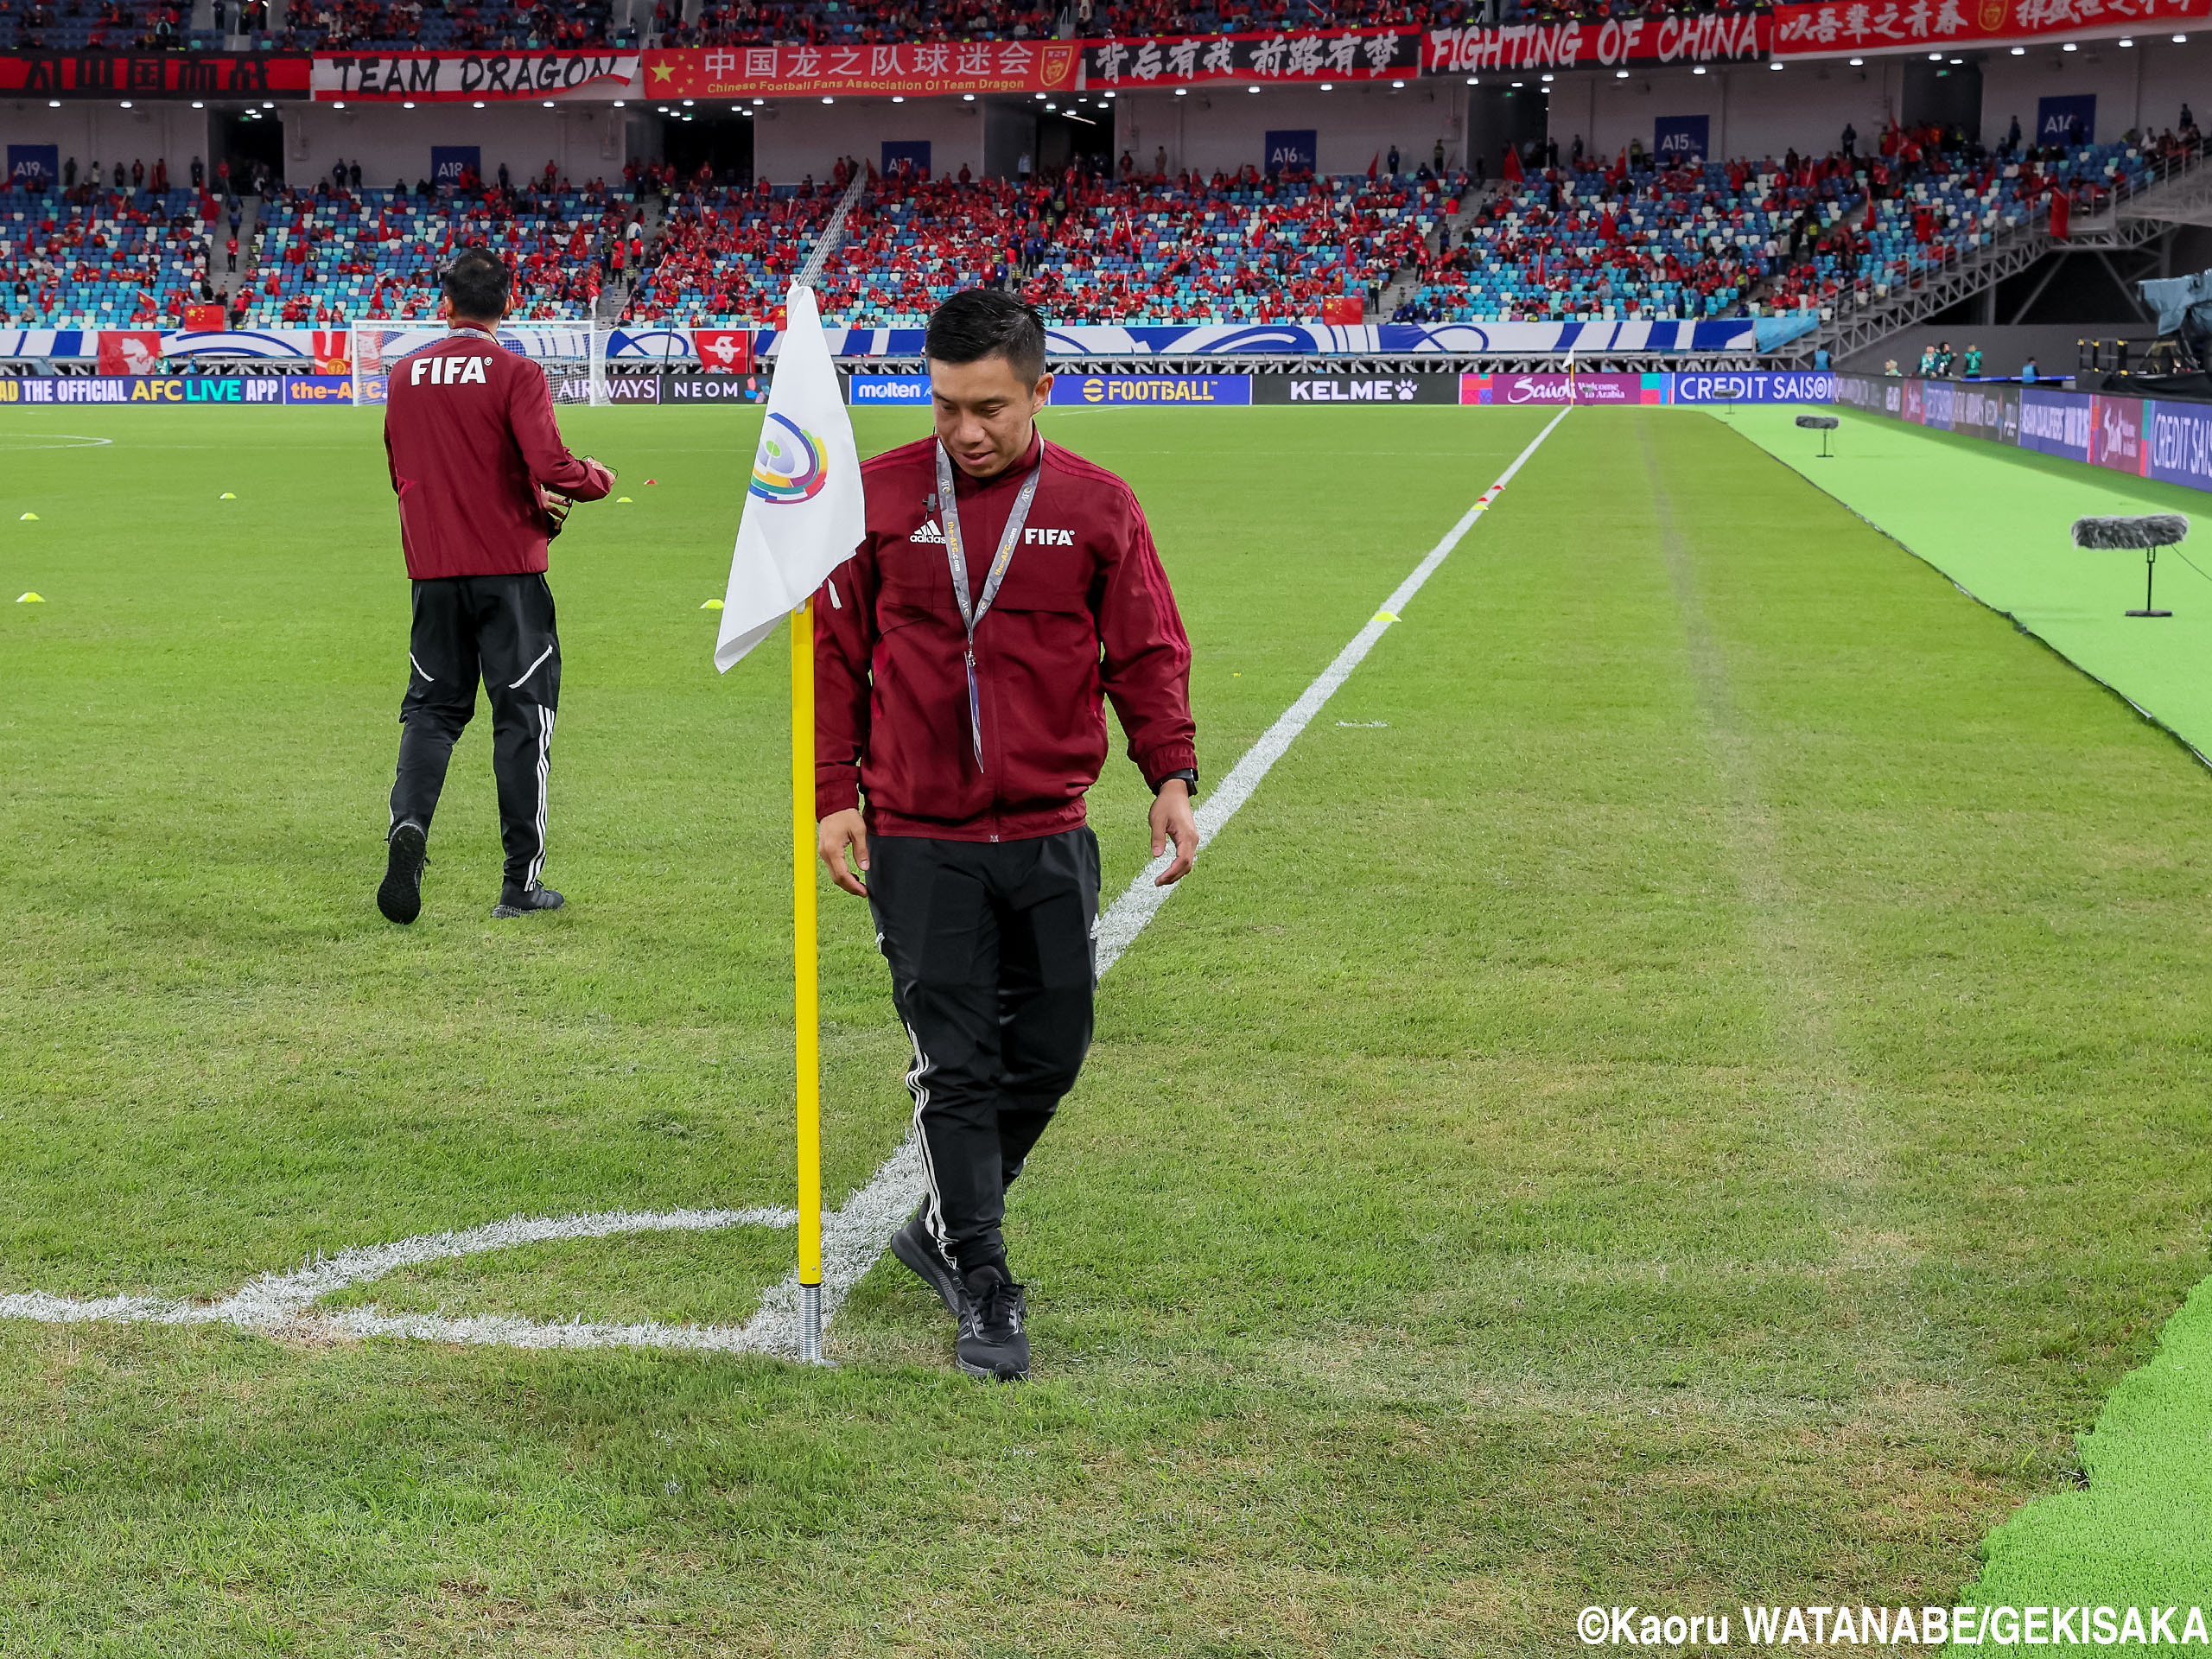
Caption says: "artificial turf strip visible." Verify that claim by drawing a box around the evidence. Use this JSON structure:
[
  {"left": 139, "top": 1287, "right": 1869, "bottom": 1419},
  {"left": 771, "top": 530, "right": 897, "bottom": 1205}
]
[
  {"left": 1728, "top": 403, "right": 2212, "bottom": 760},
  {"left": 1967, "top": 1275, "right": 2212, "bottom": 1603},
  {"left": 1719, "top": 404, "right": 2212, "bottom": 1610},
  {"left": 5, "top": 404, "right": 2212, "bottom": 1652}
]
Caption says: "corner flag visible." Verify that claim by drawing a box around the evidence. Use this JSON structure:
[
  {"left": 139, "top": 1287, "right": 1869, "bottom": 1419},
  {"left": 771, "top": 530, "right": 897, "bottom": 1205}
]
[
  {"left": 714, "top": 283, "right": 866, "bottom": 1363},
  {"left": 714, "top": 285, "right": 865, "bottom": 671}
]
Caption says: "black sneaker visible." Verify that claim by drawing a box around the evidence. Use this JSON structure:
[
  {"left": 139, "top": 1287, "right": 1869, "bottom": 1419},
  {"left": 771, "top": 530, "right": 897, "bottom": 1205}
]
[
  {"left": 377, "top": 821, "right": 428, "bottom": 925},
  {"left": 491, "top": 883, "right": 564, "bottom": 918},
  {"left": 955, "top": 1263, "right": 1029, "bottom": 1382},
  {"left": 889, "top": 1204, "right": 965, "bottom": 1319}
]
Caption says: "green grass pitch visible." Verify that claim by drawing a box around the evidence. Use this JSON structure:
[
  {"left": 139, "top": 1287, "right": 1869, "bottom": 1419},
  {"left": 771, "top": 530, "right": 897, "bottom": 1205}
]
[{"left": 2, "top": 403, "right": 2209, "bottom": 1652}]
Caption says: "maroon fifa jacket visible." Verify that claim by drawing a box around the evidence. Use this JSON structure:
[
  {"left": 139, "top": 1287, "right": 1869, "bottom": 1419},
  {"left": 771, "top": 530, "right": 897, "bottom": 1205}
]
[
  {"left": 383, "top": 328, "right": 613, "bottom": 581},
  {"left": 815, "top": 433, "right": 1197, "bottom": 842}
]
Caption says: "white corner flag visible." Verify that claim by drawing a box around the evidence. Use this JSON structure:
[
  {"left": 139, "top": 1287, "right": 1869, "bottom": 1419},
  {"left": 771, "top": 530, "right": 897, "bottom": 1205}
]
[{"left": 713, "top": 284, "right": 866, "bottom": 671}]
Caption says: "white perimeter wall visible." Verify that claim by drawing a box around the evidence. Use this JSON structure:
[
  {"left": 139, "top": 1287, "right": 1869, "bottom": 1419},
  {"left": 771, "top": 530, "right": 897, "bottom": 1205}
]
[
  {"left": 1979, "top": 37, "right": 2208, "bottom": 143},
  {"left": 751, "top": 95, "right": 983, "bottom": 183},
  {"left": 1546, "top": 59, "right": 1897, "bottom": 165},
  {"left": 279, "top": 101, "right": 624, "bottom": 190},
  {"left": 1111, "top": 82, "right": 1468, "bottom": 177},
  {"left": 0, "top": 99, "right": 213, "bottom": 181}
]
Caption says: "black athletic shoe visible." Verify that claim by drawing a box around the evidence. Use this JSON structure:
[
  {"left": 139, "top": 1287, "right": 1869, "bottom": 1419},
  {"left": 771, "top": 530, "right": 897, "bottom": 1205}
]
[
  {"left": 889, "top": 1204, "right": 965, "bottom": 1319},
  {"left": 955, "top": 1263, "right": 1029, "bottom": 1382},
  {"left": 491, "top": 883, "right": 564, "bottom": 918},
  {"left": 377, "top": 821, "right": 428, "bottom": 925}
]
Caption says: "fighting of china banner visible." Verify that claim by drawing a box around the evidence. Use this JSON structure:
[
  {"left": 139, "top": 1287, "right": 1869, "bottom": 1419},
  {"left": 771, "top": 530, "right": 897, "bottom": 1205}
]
[
  {"left": 645, "top": 40, "right": 1079, "bottom": 99},
  {"left": 312, "top": 49, "right": 639, "bottom": 100},
  {"left": 1421, "top": 14, "right": 1770, "bottom": 73},
  {"left": 1773, "top": 0, "right": 2212, "bottom": 56},
  {"left": 0, "top": 50, "right": 309, "bottom": 98}
]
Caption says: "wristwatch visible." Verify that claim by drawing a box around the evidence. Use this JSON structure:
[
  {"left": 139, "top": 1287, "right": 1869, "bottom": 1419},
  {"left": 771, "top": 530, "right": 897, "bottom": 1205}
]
[{"left": 1154, "top": 768, "right": 1198, "bottom": 796}]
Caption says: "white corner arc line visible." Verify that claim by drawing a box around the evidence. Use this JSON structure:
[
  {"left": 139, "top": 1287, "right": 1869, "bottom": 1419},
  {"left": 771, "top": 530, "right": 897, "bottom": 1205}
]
[{"left": 0, "top": 410, "right": 1567, "bottom": 1363}]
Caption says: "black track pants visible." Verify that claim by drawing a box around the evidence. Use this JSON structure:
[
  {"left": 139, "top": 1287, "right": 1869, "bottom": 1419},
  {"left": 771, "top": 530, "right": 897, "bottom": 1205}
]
[
  {"left": 868, "top": 828, "right": 1100, "bottom": 1277},
  {"left": 390, "top": 574, "right": 561, "bottom": 888}
]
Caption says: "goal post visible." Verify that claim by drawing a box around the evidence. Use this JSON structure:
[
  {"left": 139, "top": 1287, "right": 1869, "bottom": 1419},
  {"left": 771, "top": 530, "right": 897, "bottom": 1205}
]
[{"left": 350, "top": 319, "right": 612, "bottom": 407}]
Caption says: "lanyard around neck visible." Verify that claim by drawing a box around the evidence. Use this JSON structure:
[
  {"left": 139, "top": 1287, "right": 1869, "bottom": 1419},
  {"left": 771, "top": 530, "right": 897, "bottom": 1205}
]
[
  {"left": 935, "top": 439, "right": 1045, "bottom": 641},
  {"left": 935, "top": 439, "right": 1046, "bottom": 772}
]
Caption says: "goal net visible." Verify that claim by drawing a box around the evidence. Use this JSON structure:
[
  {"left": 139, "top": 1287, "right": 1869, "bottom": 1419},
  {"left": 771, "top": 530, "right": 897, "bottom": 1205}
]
[{"left": 351, "top": 320, "right": 610, "bottom": 407}]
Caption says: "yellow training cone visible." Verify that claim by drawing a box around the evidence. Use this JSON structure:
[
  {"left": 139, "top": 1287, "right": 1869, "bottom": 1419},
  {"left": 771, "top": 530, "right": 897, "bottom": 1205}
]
[
  {"left": 219, "top": 492, "right": 238, "bottom": 499},
  {"left": 16, "top": 592, "right": 44, "bottom": 603},
  {"left": 701, "top": 599, "right": 724, "bottom": 610},
  {"left": 18, "top": 512, "right": 38, "bottom": 521},
  {"left": 1374, "top": 611, "right": 1400, "bottom": 622},
  {"left": 616, "top": 495, "right": 633, "bottom": 503}
]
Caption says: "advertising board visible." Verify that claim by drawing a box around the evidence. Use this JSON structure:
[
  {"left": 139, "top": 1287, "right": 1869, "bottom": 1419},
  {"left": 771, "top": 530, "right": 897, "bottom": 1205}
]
[
  {"left": 2018, "top": 386, "right": 2093, "bottom": 462},
  {"left": 1671, "top": 372, "right": 1834, "bottom": 404},
  {"left": 1253, "top": 374, "right": 1459, "bottom": 404},
  {"left": 1047, "top": 376, "right": 1252, "bottom": 406},
  {"left": 2145, "top": 400, "right": 2212, "bottom": 492},
  {"left": 1460, "top": 372, "right": 1669, "bottom": 405},
  {"left": 0, "top": 376, "right": 289, "bottom": 404},
  {"left": 848, "top": 375, "right": 932, "bottom": 406}
]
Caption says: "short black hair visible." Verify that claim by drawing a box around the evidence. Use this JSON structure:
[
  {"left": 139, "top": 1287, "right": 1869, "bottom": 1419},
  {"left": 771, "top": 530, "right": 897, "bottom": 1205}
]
[
  {"left": 925, "top": 289, "right": 1046, "bottom": 383},
  {"left": 441, "top": 248, "right": 510, "bottom": 322}
]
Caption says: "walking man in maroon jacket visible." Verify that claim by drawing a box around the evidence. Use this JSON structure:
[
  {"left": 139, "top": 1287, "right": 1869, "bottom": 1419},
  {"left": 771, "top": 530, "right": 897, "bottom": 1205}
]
[
  {"left": 376, "top": 249, "right": 614, "bottom": 925},
  {"left": 815, "top": 290, "right": 1199, "bottom": 1381}
]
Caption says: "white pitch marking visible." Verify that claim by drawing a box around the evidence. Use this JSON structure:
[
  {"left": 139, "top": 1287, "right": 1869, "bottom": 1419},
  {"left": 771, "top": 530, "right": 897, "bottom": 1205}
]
[
  {"left": 0, "top": 433, "right": 115, "bottom": 451},
  {"left": 0, "top": 409, "right": 1569, "bottom": 1360}
]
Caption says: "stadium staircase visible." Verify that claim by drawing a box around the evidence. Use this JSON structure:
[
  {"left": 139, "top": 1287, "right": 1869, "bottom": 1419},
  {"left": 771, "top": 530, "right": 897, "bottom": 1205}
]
[
  {"left": 1772, "top": 149, "right": 2202, "bottom": 370},
  {"left": 224, "top": 193, "right": 262, "bottom": 317},
  {"left": 1376, "top": 179, "right": 1486, "bottom": 320}
]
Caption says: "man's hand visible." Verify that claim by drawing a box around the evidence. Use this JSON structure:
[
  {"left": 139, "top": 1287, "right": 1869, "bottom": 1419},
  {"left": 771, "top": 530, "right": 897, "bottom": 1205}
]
[
  {"left": 819, "top": 807, "right": 870, "bottom": 896},
  {"left": 1149, "top": 778, "right": 1198, "bottom": 887}
]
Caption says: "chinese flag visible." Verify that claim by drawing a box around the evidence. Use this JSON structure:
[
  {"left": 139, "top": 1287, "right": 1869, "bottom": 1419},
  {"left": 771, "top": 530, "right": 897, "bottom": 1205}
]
[{"left": 183, "top": 302, "right": 225, "bottom": 331}]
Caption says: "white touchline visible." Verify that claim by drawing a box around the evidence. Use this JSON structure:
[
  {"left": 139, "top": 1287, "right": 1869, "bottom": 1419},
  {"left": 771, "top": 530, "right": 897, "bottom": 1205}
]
[{"left": 0, "top": 409, "right": 1568, "bottom": 1363}]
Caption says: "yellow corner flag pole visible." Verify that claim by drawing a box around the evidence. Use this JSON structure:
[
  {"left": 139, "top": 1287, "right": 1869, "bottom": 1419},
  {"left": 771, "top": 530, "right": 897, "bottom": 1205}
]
[{"left": 791, "top": 598, "right": 824, "bottom": 1364}]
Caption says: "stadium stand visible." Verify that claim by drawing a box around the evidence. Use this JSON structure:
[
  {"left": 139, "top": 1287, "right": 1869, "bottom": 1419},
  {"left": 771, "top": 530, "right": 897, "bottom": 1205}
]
[
  {"left": 281, "top": 0, "right": 631, "bottom": 52},
  {"left": 0, "top": 0, "right": 219, "bottom": 51},
  {"left": 0, "top": 184, "right": 219, "bottom": 329},
  {"left": 238, "top": 177, "right": 643, "bottom": 326},
  {"left": 622, "top": 164, "right": 1449, "bottom": 326}
]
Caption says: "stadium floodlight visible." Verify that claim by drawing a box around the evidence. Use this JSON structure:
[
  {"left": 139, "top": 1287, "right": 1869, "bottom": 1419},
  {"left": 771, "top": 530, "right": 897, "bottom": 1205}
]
[
  {"left": 1928, "top": 49, "right": 1942, "bottom": 58},
  {"left": 1770, "top": 60, "right": 1783, "bottom": 68},
  {"left": 1615, "top": 67, "right": 1629, "bottom": 77},
  {"left": 1246, "top": 86, "right": 1260, "bottom": 93},
  {"left": 963, "top": 92, "right": 976, "bottom": 99},
  {"left": 543, "top": 99, "right": 555, "bottom": 108},
  {"left": 334, "top": 100, "right": 346, "bottom": 109},
  {"left": 1693, "top": 65, "right": 1707, "bottom": 73},
  {"left": 1949, "top": 56, "right": 1963, "bottom": 63},
  {"left": 403, "top": 99, "right": 416, "bottom": 107},
  {"left": 1849, "top": 54, "right": 1864, "bottom": 63},
  {"left": 682, "top": 98, "right": 694, "bottom": 105},
  {"left": 822, "top": 95, "right": 834, "bottom": 104},
  {"left": 2120, "top": 36, "right": 2134, "bottom": 45},
  {"left": 1391, "top": 77, "right": 1406, "bottom": 87},
  {"left": 263, "top": 99, "right": 274, "bottom": 108},
  {"left": 48, "top": 98, "right": 60, "bottom": 106},
  {"left": 1540, "top": 73, "right": 1554, "bottom": 82},
  {"left": 1175, "top": 87, "right": 1187, "bottom": 95},
  {"left": 2063, "top": 41, "right": 2077, "bottom": 49},
  {"left": 1034, "top": 91, "right": 1046, "bottom": 99},
  {"left": 892, "top": 94, "right": 906, "bottom": 102},
  {"left": 1510, "top": 79, "right": 1523, "bottom": 86},
  {"left": 754, "top": 97, "right": 766, "bottom": 104},
  {"left": 473, "top": 99, "right": 486, "bottom": 106},
  {"left": 613, "top": 99, "right": 626, "bottom": 106},
  {"left": 191, "top": 99, "right": 204, "bottom": 108},
  {"left": 119, "top": 99, "right": 132, "bottom": 107},
  {"left": 2177, "top": 32, "right": 2190, "bottom": 41}
]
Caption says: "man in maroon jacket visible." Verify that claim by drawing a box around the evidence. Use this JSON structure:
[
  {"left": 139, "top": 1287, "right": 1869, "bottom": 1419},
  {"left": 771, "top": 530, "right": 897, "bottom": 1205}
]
[
  {"left": 816, "top": 290, "right": 1198, "bottom": 1381},
  {"left": 376, "top": 249, "right": 614, "bottom": 925}
]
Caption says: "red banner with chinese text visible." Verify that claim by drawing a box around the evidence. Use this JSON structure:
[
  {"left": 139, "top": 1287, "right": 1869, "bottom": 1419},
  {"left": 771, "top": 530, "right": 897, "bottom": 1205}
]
[
  {"left": 645, "top": 41, "right": 1078, "bottom": 99},
  {"left": 1773, "top": 0, "right": 2212, "bottom": 56}
]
